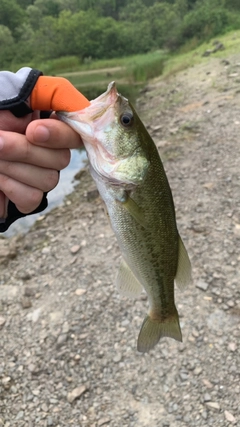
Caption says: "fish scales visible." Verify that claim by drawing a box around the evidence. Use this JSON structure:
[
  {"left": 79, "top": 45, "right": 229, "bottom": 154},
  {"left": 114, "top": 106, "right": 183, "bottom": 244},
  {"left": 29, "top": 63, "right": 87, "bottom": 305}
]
[{"left": 57, "top": 82, "right": 192, "bottom": 353}]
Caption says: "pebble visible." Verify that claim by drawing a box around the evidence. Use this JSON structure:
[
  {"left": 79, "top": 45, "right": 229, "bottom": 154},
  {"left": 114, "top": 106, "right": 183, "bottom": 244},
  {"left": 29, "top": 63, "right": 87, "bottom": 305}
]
[
  {"left": 203, "top": 393, "right": 211, "bottom": 402},
  {"left": 202, "top": 410, "right": 208, "bottom": 420},
  {"left": 47, "top": 416, "right": 54, "bottom": 426},
  {"left": 57, "top": 333, "right": 68, "bottom": 346},
  {"left": 193, "top": 366, "right": 202, "bottom": 376},
  {"left": 202, "top": 378, "right": 213, "bottom": 389},
  {"left": 42, "top": 247, "right": 50, "bottom": 254},
  {"left": 179, "top": 372, "right": 188, "bottom": 381},
  {"left": 15, "top": 411, "right": 24, "bottom": 420},
  {"left": 0, "top": 316, "right": 6, "bottom": 328},
  {"left": 67, "top": 385, "right": 88, "bottom": 403},
  {"left": 75, "top": 288, "right": 87, "bottom": 296},
  {"left": 196, "top": 280, "right": 209, "bottom": 291},
  {"left": 70, "top": 245, "right": 80, "bottom": 254},
  {"left": 21, "top": 297, "right": 32, "bottom": 309},
  {"left": 113, "top": 353, "right": 122, "bottom": 363},
  {"left": 205, "top": 401, "right": 220, "bottom": 411},
  {"left": 224, "top": 410, "right": 236, "bottom": 423},
  {"left": 228, "top": 342, "right": 237, "bottom": 352},
  {"left": 98, "top": 417, "right": 111, "bottom": 426}
]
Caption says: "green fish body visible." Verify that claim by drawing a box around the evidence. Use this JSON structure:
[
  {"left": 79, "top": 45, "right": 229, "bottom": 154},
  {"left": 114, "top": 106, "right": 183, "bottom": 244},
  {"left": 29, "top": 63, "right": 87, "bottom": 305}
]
[{"left": 58, "top": 82, "right": 191, "bottom": 352}]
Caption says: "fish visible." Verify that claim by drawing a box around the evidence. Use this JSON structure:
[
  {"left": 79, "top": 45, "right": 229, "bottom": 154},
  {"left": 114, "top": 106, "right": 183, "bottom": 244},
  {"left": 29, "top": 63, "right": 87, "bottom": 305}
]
[{"left": 57, "top": 82, "right": 192, "bottom": 353}]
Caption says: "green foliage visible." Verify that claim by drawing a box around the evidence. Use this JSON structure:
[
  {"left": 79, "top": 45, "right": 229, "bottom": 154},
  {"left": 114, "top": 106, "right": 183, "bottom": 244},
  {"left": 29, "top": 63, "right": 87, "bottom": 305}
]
[
  {"left": 1, "top": 0, "right": 240, "bottom": 70},
  {"left": 181, "top": 0, "right": 230, "bottom": 40},
  {"left": 0, "top": 25, "right": 15, "bottom": 67},
  {"left": 126, "top": 55, "right": 165, "bottom": 83},
  {"left": 0, "top": 0, "right": 25, "bottom": 37}
]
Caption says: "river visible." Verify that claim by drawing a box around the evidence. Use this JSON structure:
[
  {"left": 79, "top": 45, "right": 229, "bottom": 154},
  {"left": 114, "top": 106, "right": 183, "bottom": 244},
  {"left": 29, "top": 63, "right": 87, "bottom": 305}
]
[{"left": 4, "top": 149, "right": 87, "bottom": 237}]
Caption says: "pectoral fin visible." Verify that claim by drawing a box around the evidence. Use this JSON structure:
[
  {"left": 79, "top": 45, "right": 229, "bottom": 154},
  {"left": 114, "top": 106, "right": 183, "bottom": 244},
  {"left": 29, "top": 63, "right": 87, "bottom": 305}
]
[
  {"left": 175, "top": 235, "right": 192, "bottom": 290},
  {"left": 117, "top": 195, "right": 147, "bottom": 228},
  {"left": 115, "top": 258, "right": 143, "bottom": 298}
]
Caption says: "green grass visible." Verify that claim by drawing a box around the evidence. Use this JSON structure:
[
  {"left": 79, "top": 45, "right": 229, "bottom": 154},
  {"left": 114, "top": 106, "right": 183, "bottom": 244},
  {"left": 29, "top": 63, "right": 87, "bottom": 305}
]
[
  {"left": 162, "top": 29, "right": 240, "bottom": 79},
  {"left": 54, "top": 50, "right": 167, "bottom": 103}
]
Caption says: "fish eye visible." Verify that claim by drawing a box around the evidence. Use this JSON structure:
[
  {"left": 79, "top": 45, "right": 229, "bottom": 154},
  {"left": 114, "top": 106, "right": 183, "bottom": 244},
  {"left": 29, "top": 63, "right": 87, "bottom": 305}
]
[{"left": 120, "top": 113, "right": 134, "bottom": 127}]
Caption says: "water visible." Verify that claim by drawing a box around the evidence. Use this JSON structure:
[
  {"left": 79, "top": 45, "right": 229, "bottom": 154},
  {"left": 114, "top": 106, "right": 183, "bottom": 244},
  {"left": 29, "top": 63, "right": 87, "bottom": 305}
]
[{"left": 4, "top": 149, "right": 87, "bottom": 237}]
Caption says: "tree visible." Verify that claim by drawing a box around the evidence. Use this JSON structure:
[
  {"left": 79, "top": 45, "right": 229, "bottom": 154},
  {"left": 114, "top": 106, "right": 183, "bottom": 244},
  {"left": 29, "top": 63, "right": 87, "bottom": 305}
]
[
  {"left": 0, "top": 0, "right": 25, "bottom": 37},
  {"left": 0, "top": 25, "right": 15, "bottom": 67}
]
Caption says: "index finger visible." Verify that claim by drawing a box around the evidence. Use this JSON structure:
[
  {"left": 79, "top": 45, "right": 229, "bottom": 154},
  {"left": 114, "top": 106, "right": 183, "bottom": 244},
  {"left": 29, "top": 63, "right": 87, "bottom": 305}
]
[{"left": 26, "top": 117, "right": 84, "bottom": 149}]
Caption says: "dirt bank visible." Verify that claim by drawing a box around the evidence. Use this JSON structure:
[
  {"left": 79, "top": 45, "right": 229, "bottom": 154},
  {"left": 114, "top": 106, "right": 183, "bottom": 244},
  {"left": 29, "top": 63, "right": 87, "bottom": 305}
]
[{"left": 0, "top": 52, "right": 240, "bottom": 426}]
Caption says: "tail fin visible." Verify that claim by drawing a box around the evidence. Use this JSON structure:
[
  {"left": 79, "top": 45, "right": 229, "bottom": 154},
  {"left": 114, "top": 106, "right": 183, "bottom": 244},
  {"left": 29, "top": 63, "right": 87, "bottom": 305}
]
[{"left": 137, "top": 313, "right": 182, "bottom": 353}]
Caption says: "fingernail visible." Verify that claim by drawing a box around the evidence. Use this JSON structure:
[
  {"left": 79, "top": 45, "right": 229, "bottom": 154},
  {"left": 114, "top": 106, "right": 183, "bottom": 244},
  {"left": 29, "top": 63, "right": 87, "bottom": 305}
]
[
  {"left": 0, "top": 136, "right": 4, "bottom": 150},
  {"left": 34, "top": 125, "right": 50, "bottom": 142}
]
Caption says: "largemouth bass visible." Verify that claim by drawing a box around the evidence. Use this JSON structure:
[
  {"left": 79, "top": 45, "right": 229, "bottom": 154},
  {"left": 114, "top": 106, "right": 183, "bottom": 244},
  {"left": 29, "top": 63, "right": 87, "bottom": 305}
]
[{"left": 58, "top": 82, "right": 192, "bottom": 353}]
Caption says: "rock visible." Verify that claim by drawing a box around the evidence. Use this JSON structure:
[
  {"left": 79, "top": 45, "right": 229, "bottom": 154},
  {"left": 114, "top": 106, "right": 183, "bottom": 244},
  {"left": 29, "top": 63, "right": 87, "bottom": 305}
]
[
  {"left": 26, "top": 308, "right": 42, "bottom": 323},
  {"left": 203, "top": 393, "right": 211, "bottom": 402},
  {"left": 205, "top": 401, "right": 220, "bottom": 411},
  {"left": 56, "top": 333, "right": 68, "bottom": 347},
  {"left": 41, "top": 246, "right": 50, "bottom": 254},
  {"left": 47, "top": 416, "right": 54, "bottom": 426},
  {"left": 67, "top": 385, "right": 88, "bottom": 403},
  {"left": 196, "top": 280, "right": 209, "bottom": 291},
  {"left": 86, "top": 188, "right": 99, "bottom": 202},
  {"left": 70, "top": 245, "right": 80, "bottom": 254},
  {"left": 202, "top": 410, "right": 208, "bottom": 420},
  {"left": 224, "top": 410, "right": 236, "bottom": 423},
  {"left": 21, "top": 297, "right": 32, "bottom": 309},
  {"left": 202, "top": 49, "right": 212, "bottom": 57},
  {"left": 17, "top": 271, "right": 32, "bottom": 281},
  {"left": 228, "top": 342, "right": 237, "bottom": 352},
  {"left": 202, "top": 379, "right": 214, "bottom": 389},
  {"left": 0, "top": 240, "right": 17, "bottom": 264},
  {"left": 98, "top": 418, "right": 111, "bottom": 426},
  {"left": 2, "top": 377, "right": 11, "bottom": 389},
  {"left": 193, "top": 366, "right": 202, "bottom": 376},
  {"left": 113, "top": 353, "right": 122, "bottom": 363},
  {"left": 75, "top": 288, "right": 86, "bottom": 296},
  {"left": 221, "top": 59, "right": 230, "bottom": 65},
  {"left": 15, "top": 411, "right": 24, "bottom": 420},
  {"left": 24, "top": 286, "right": 36, "bottom": 297},
  {"left": 0, "top": 316, "right": 6, "bottom": 328}
]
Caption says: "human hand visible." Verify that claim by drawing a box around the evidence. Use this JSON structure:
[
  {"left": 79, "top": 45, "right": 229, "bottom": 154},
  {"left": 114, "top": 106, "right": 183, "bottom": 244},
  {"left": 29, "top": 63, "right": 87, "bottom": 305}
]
[{"left": 0, "top": 111, "right": 83, "bottom": 218}]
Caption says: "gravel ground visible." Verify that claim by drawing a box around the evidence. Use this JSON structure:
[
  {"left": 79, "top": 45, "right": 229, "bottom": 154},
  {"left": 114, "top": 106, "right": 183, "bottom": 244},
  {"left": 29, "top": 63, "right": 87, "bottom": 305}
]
[{"left": 0, "top": 49, "right": 240, "bottom": 427}]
